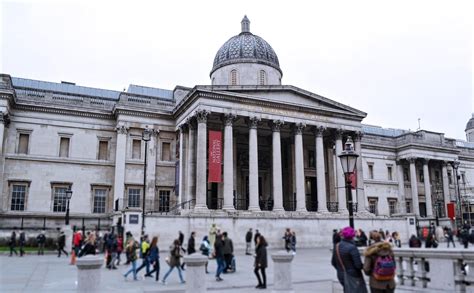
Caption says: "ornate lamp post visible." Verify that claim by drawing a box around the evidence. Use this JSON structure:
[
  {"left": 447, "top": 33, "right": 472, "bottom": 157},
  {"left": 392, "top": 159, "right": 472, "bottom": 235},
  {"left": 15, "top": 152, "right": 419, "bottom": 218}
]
[
  {"left": 452, "top": 160, "right": 462, "bottom": 227},
  {"left": 141, "top": 126, "right": 152, "bottom": 235},
  {"left": 338, "top": 144, "right": 359, "bottom": 228},
  {"left": 65, "top": 189, "right": 73, "bottom": 225}
]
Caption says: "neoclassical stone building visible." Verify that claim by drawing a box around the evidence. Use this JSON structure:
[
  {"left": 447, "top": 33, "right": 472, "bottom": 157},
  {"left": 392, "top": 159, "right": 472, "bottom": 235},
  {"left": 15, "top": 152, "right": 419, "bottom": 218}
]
[{"left": 0, "top": 17, "right": 473, "bottom": 244}]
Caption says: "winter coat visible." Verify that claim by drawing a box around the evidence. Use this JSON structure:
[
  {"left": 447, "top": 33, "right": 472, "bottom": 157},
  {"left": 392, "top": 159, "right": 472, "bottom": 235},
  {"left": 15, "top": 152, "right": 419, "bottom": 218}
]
[
  {"left": 200, "top": 240, "right": 211, "bottom": 256},
  {"left": 408, "top": 236, "right": 422, "bottom": 248},
  {"left": 187, "top": 236, "right": 196, "bottom": 255},
  {"left": 37, "top": 233, "right": 46, "bottom": 244},
  {"left": 246, "top": 231, "right": 253, "bottom": 243},
  {"left": 57, "top": 234, "right": 66, "bottom": 248},
  {"left": 9, "top": 232, "right": 16, "bottom": 247},
  {"left": 19, "top": 232, "right": 26, "bottom": 246},
  {"left": 148, "top": 246, "right": 160, "bottom": 263},
  {"left": 363, "top": 242, "right": 396, "bottom": 290},
  {"left": 168, "top": 244, "right": 182, "bottom": 267},
  {"left": 78, "top": 242, "right": 96, "bottom": 257},
  {"left": 255, "top": 243, "right": 268, "bottom": 268},
  {"left": 331, "top": 239, "right": 364, "bottom": 282},
  {"left": 223, "top": 237, "right": 233, "bottom": 255},
  {"left": 214, "top": 237, "right": 224, "bottom": 258}
]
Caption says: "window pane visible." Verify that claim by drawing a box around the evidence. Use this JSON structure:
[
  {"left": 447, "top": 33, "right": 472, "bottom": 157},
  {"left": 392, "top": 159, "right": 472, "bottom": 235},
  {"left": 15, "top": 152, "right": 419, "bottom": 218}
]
[
  {"left": 98, "top": 141, "right": 108, "bottom": 160},
  {"left": 18, "top": 133, "right": 29, "bottom": 154},
  {"left": 159, "top": 190, "right": 170, "bottom": 212},
  {"left": 132, "top": 140, "right": 141, "bottom": 159},
  {"left": 162, "top": 142, "right": 171, "bottom": 161},
  {"left": 59, "top": 137, "right": 70, "bottom": 157},
  {"left": 128, "top": 188, "right": 141, "bottom": 208},
  {"left": 93, "top": 189, "right": 107, "bottom": 213},
  {"left": 53, "top": 187, "right": 68, "bottom": 212},
  {"left": 11, "top": 185, "right": 26, "bottom": 211}
]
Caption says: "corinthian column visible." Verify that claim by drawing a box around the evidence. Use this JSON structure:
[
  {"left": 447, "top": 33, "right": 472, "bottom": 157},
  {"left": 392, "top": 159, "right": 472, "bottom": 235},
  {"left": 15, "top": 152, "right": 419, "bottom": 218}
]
[
  {"left": 422, "top": 159, "right": 433, "bottom": 217},
  {"left": 223, "top": 114, "right": 236, "bottom": 211},
  {"left": 178, "top": 124, "right": 186, "bottom": 205},
  {"left": 409, "top": 158, "right": 420, "bottom": 216},
  {"left": 272, "top": 120, "right": 284, "bottom": 212},
  {"left": 114, "top": 124, "right": 128, "bottom": 208},
  {"left": 294, "top": 123, "right": 306, "bottom": 212},
  {"left": 335, "top": 130, "right": 347, "bottom": 213},
  {"left": 248, "top": 117, "right": 260, "bottom": 211},
  {"left": 186, "top": 119, "right": 196, "bottom": 208},
  {"left": 315, "top": 126, "right": 328, "bottom": 212},
  {"left": 195, "top": 110, "right": 209, "bottom": 211}
]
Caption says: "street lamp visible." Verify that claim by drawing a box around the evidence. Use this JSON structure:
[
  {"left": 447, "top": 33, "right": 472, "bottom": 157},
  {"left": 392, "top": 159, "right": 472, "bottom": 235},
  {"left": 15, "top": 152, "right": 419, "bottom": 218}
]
[
  {"left": 65, "top": 189, "right": 73, "bottom": 225},
  {"left": 452, "top": 160, "right": 462, "bottom": 227},
  {"left": 141, "top": 126, "right": 152, "bottom": 235},
  {"left": 338, "top": 144, "right": 359, "bottom": 229}
]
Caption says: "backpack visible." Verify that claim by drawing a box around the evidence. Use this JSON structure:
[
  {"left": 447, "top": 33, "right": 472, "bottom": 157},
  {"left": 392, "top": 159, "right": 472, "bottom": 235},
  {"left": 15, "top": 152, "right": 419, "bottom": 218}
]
[{"left": 372, "top": 255, "right": 396, "bottom": 281}]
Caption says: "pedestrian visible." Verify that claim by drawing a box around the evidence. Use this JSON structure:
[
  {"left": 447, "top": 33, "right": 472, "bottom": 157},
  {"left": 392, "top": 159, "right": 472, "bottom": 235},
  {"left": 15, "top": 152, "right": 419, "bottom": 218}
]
[
  {"left": 254, "top": 229, "right": 261, "bottom": 246},
  {"left": 290, "top": 231, "right": 296, "bottom": 255},
  {"left": 178, "top": 231, "right": 187, "bottom": 270},
  {"left": 123, "top": 236, "right": 140, "bottom": 281},
  {"left": 283, "top": 228, "right": 291, "bottom": 252},
  {"left": 384, "top": 230, "right": 392, "bottom": 244},
  {"left": 73, "top": 230, "right": 83, "bottom": 257},
  {"left": 408, "top": 234, "right": 422, "bottom": 248},
  {"left": 145, "top": 236, "right": 160, "bottom": 281},
  {"left": 425, "top": 233, "right": 438, "bottom": 248},
  {"left": 200, "top": 236, "right": 211, "bottom": 274},
  {"left": 445, "top": 228, "right": 456, "bottom": 248},
  {"left": 106, "top": 233, "right": 118, "bottom": 269},
  {"left": 125, "top": 231, "right": 132, "bottom": 265},
  {"left": 333, "top": 229, "right": 341, "bottom": 247},
  {"left": 160, "top": 239, "right": 185, "bottom": 285},
  {"left": 19, "top": 229, "right": 26, "bottom": 257},
  {"left": 188, "top": 231, "right": 196, "bottom": 255},
  {"left": 392, "top": 232, "right": 401, "bottom": 248},
  {"left": 36, "top": 230, "right": 46, "bottom": 255},
  {"left": 136, "top": 235, "right": 151, "bottom": 275},
  {"left": 331, "top": 226, "right": 367, "bottom": 293},
  {"left": 9, "top": 229, "right": 18, "bottom": 257},
  {"left": 363, "top": 235, "right": 396, "bottom": 293},
  {"left": 116, "top": 235, "right": 123, "bottom": 265},
  {"left": 245, "top": 228, "right": 253, "bottom": 255},
  {"left": 57, "top": 230, "right": 68, "bottom": 257},
  {"left": 222, "top": 232, "right": 234, "bottom": 273},
  {"left": 209, "top": 224, "right": 218, "bottom": 248},
  {"left": 78, "top": 233, "right": 97, "bottom": 257},
  {"left": 461, "top": 228, "right": 469, "bottom": 249},
  {"left": 214, "top": 233, "right": 225, "bottom": 281},
  {"left": 254, "top": 234, "right": 268, "bottom": 289}
]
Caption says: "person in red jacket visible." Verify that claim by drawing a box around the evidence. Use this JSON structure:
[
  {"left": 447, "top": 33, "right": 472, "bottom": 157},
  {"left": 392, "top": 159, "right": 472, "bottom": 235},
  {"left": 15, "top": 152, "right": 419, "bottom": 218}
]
[
  {"left": 116, "top": 235, "right": 124, "bottom": 265},
  {"left": 73, "top": 231, "right": 83, "bottom": 256}
]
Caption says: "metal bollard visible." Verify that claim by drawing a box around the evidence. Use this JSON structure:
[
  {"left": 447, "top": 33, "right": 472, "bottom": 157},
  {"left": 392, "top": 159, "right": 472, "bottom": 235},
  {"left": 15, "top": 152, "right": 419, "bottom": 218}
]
[
  {"left": 76, "top": 255, "right": 103, "bottom": 292},
  {"left": 271, "top": 251, "right": 295, "bottom": 293}
]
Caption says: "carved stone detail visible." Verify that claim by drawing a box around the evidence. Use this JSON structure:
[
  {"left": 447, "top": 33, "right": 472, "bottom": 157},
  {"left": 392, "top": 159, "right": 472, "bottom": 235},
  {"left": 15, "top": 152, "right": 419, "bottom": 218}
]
[
  {"left": 334, "top": 128, "right": 344, "bottom": 140},
  {"left": 408, "top": 157, "right": 417, "bottom": 164},
  {"left": 293, "top": 122, "right": 306, "bottom": 135},
  {"left": 195, "top": 110, "right": 209, "bottom": 123},
  {"left": 271, "top": 120, "right": 284, "bottom": 132},
  {"left": 248, "top": 116, "right": 261, "bottom": 129},
  {"left": 223, "top": 113, "right": 237, "bottom": 126},
  {"left": 314, "top": 126, "right": 325, "bottom": 137},
  {"left": 116, "top": 125, "right": 129, "bottom": 135}
]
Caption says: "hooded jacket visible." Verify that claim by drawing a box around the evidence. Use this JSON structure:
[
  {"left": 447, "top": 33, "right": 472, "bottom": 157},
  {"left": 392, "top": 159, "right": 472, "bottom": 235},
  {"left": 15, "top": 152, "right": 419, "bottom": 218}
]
[{"left": 363, "top": 242, "right": 396, "bottom": 290}]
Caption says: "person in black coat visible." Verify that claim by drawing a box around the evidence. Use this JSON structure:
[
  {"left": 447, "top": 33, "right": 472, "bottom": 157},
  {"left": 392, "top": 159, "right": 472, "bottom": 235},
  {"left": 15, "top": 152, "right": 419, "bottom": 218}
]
[
  {"left": 254, "top": 229, "right": 261, "bottom": 245},
  {"left": 37, "top": 231, "right": 46, "bottom": 255},
  {"left": 188, "top": 232, "right": 196, "bottom": 255},
  {"left": 254, "top": 234, "right": 268, "bottom": 289},
  {"left": 214, "top": 233, "right": 225, "bottom": 281},
  {"left": 332, "top": 229, "right": 341, "bottom": 247},
  {"left": 9, "top": 230, "right": 18, "bottom": 257},
  {"left": 19, "top": 230, "right": 26, "bottom": 257},
  {"left": 57, "top": 230, "right": 69, "bottom": 257},
  {"left": 78, "top": 233, "right": 97, "bottom": 257},
  {"left": 245, "top": 228, "right": 253, "bottom": 255}
]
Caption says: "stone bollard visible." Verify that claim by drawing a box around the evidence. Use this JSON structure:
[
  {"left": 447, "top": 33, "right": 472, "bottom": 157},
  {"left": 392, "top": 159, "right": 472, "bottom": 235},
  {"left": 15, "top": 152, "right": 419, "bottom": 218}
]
[
  {"left": 271, "top": 251, "right": 295, "bottom": 293},
  {"left": 76, "top": 255, "right": 103, "bottom": 292},
  {"left": 183, "top": 254, "right": 208, "bottom": 293}
]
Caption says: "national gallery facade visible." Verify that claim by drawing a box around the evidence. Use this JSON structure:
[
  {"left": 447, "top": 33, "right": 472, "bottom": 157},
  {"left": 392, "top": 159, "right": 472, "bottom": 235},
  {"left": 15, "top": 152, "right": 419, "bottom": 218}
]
[{"left": 1, "top": 17, "right": 473, "bottom": 244}]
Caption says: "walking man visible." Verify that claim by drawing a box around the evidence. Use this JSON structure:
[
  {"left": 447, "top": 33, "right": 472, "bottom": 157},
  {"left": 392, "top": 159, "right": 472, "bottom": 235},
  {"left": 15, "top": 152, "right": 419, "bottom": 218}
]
[
  {"left": 245, "top": 228, "right": 253, "bottom": 255},
  {"left": 57, "top": 230, "right": 68, "bottom": 257},
  {"left": 37, "top": 230, "right": 46, "bottom": 255},
  {"left": 9, "top": 229, "right": 18, "bottom": 257}
]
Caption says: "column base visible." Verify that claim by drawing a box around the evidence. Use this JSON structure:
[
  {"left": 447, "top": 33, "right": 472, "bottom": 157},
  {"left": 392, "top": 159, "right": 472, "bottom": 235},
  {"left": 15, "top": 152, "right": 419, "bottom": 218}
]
[
  {"left": 338, "top": 209, "right": 349, "bottom": 215},
  {"left": 296, "top": 208, "right": 307, "bottom": 212},
  {"left": 222, "top": 205, "right": 235, "bottom": 212},
  {"left": 248, "top": 206, "right": 260, "bottom": 212},
  {"left": 193, "top": 205, "right": 209, "bottom": 212},
  {"left": 273, "top": 207, "right": 285, "bottom": 212}
]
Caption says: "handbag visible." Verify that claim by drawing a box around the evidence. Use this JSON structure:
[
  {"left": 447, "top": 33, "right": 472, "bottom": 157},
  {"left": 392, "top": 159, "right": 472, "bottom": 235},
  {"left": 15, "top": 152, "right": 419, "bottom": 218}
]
[{"left": 336, "top": 243, "right": 368, "bottom": 293}]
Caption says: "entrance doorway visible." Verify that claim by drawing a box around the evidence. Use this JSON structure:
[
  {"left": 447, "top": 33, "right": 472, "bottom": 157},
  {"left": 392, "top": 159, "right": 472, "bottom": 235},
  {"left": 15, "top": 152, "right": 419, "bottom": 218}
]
[
  {"left": 305, "top": 177, "right": 317, "bottom": 211},
  {"left": 207, "top": 183, "right": 220, "bottom": 209}
]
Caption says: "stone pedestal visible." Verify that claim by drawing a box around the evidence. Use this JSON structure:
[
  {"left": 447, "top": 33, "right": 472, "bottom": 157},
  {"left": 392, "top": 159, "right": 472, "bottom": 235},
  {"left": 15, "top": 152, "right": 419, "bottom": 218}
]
[
  {"left": 76, "top": 255, "right": 103, "bottom": 292},
  {"left": 183, "top": 254, "right": 208, "bottom": 293},
  {"left": 271, "top": 251, "right": 295, "bottom": 293}
]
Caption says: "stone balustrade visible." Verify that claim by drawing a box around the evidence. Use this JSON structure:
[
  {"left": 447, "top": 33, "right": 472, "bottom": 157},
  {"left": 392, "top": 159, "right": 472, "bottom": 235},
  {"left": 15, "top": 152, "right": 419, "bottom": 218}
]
[{"left": 359, "top": 248, "right": 474, "bottom": 292}]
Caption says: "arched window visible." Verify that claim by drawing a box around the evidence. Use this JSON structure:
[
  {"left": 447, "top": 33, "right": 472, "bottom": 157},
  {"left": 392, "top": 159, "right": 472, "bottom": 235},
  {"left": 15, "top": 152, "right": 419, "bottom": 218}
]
[
  {"left": 230, "top": 69, "right": 238, "bottom": 85},
  {"left": 259, "top": 70, "right": 266, "bottom": 85}
]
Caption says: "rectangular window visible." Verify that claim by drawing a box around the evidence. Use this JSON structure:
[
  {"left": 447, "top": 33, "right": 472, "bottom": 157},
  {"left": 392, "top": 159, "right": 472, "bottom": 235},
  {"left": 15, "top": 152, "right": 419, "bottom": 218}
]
[
  {"left": 18, "top": 133, "right": 29, "bottom": 154},
  {"left": 128, "top": 188, "right": 141, "bottom": 208},
  {"left": 10, "top": 184, "right": 27, "bottom": 211},
  {"left": 388, "top": 199, "right": 397, "bottom": 215},
  {"left": 387, "top": 166, "right": 393, "bottom": 181},
  {"left": 98, "top": 141, "right": 109, "bottom": 160},
  {"left": 368, "top": 198, "right": 378, "bottom": 215},
  {"left": 132, "top": 140, "right": 141, "bottom": 159},
  {"left": 59, "top": 137, "right": 70, "bottom": 157},
  {"left": 159, "top": 190, "right": 171, "bottom": 212},
  {"left": 53, "top": 186, "right": 68, "bottom": 212},
  {"left": 161, "top": 142, "right": 171, "bottom": 161},
  {"left": 308, "top": 150, "right": 315, "bottom": 168},
  {"left": 406, "top": 200, "right": 412, "bottom": 214},
  {"left": 93, "top": 188, "right": 107, "bottom": 213},
  {"left": 404, "top": 167, "right": 410, "bottom": 181},
  {"left": 368, "top": 164, "right": 374, "bottom": 179}
]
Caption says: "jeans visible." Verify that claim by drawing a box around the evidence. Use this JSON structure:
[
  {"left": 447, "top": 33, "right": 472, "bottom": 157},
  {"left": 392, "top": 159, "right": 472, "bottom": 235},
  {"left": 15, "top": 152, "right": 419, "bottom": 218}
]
[
  {"left": 246, "top": 242, "right": 251, "bottom": 254},
  {"left": 163, "top": 265, "right": 184, "bottom": 282},
  {"left": 108, "top": 252, "right": 117, "bottom": 268},
  {"left": 254, "top": 267, "right": 266, "bottom": 286},
  {"left": 147, "top": 261, "right": 160, "bottom": 281},
  {"left": 216, "top": 257, "right": 225, "bottom": 277},
  {"left": 447, "top": 239, "right": 456, "bottom": 248},
  {"left": 136, "top": 258, "right": 150, "bottom": 274},
  {"left": 124, "top": 260, "right": 137, "bottom": 280},
  {"left": 9, "top": 246, "right": 17, "bottom": 256}
]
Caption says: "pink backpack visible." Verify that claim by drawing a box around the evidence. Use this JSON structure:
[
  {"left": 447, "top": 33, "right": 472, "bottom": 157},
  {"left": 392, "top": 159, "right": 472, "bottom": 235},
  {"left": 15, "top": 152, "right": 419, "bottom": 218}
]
[{"left": 372, "top": 255, "right": 396, "bottom": 281}]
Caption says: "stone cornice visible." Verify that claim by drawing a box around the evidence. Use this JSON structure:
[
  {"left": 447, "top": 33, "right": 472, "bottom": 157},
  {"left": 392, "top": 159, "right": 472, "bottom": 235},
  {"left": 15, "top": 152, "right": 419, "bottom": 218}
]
[
  {"left": 113, "top": 107, "right": 173, "bottom": 120},
  {"left": 5, "top": 154, "right": 116, "bottom": 167},
  {"left": 15, "top": 102, "right": 114, "bottom": 119}
]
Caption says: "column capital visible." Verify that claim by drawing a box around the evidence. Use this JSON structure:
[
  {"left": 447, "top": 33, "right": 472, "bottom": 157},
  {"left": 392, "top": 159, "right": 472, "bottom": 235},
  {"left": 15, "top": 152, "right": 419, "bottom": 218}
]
[
  {"left": 293, "top": 122, "right": 306, "bottom": 135},
  {"left": 186, "top": 117, "right": 197, "bottom": 130},
  {"left": 407, "top": 157, "right": 417, "bottom": 164},
  {"left": 395, "top": 159, "right": 404, "bottom": 166},
  {"left": 334, "top": 128, "right": 344, "bottom": 140},
  {"left": 271, "top": 119, "right": 284, "bottom": 132},
  {"left": 223, "top": 113, "right": 237, "bottom": 126},
  {"left": 441, "top": 160, "right": 449, "bottom": 167},
  {"left": 195, "top": 109, "right": 210, "bottom": 123},
  {"left": 313, "top": 125, "right": 326, "bottom": 137},
  {"left": 248, "top": 116, "right": 261, "bottom": 129},
  {"left": 116, "top": 124, "right": 129, "bottom": 135},
  {"left": 178, "top": 123, "right": 188, "bottom": 132},
  {"left": 420, "top": 158, "right": 430, "bottom": 165},
  {"left": 353, "top": 131, "right": 364, "bottom": 141},
  {"left": 0, "top": 113, "right": 10, "bottom": 127}
]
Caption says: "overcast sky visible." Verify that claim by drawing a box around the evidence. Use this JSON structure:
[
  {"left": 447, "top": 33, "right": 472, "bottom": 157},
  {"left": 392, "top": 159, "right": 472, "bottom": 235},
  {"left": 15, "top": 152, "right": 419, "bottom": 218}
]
[{"left": 1, "top": 1, "right": 472, "bottom": 139}]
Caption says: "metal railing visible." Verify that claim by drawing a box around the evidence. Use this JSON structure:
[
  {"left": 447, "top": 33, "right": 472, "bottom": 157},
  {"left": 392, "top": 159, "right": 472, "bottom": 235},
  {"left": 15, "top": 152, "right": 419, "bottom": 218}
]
[
  {"left": 306, "top": 200, "right": 318, "bottom": 212},
  {"left": 146, "top": 199, "right": 195, "bottom": 215},
  {"left": 208, "top": 198, "right": 223, "bottom": 210},
  {"left": 259, "top": 199, "right": 274, "bottom": 211},
  {"left": 234, "top": 198, "right": 249, "bottom": 210},
  {"left": 327, "top": 202, "right": 339, "bottom": 212}
]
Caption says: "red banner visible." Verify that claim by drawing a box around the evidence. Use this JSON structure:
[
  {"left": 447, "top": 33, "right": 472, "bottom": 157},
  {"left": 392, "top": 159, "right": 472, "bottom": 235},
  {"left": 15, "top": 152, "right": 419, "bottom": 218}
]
[
  {"left": 208, "top": 130, "right": 222, "bottom": 182},
  {"left": 447, "top": 203, "right": 456, "bottom": 220},
  {"left": 350, "top": 170, "right": 357, "bottom": 190}
]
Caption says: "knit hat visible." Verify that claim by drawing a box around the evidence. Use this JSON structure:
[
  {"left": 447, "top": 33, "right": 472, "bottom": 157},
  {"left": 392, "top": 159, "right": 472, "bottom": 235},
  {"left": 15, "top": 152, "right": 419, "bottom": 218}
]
[{"left": 341, "top": 227, "right": 356, "bottom": 239}]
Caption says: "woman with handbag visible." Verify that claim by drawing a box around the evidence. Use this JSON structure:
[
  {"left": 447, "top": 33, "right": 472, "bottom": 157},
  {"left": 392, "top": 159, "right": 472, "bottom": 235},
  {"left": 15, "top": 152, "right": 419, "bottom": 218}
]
[
  {"left": 331, "top": 226, "right": 368, "bottom": 293},
  {"left": 200, "top": 236, "right": 211, "bottom": 274},
  {"left": 160, "top": 239, "right": 185, "bottom": 285}
]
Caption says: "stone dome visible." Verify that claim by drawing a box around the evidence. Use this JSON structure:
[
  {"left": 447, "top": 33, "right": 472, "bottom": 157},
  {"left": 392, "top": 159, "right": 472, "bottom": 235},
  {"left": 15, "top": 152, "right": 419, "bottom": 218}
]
[
  {"left": 210, "top": 16, "right": 282, "bottom": 76},
  {"left": 466, "top": 114, "right": 474, "bottom": 131}
]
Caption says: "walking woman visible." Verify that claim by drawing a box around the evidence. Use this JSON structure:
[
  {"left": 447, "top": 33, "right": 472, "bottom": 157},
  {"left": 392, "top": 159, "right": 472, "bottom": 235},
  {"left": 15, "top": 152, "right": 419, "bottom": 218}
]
[
  {"left": 123, "top": 237, "right": 139, "bottom": 281},
  {"left": 200, "top": 236, "right": 211, "bottom": 274},
  {"left": 160, "top": 239, "right": 185, "bottom": 285},
  {"left": 254, "top": 234, "right": 268, "bottom": 289},
  {"left": 145, "top": 236, "right": 160, "bottom": 281}
]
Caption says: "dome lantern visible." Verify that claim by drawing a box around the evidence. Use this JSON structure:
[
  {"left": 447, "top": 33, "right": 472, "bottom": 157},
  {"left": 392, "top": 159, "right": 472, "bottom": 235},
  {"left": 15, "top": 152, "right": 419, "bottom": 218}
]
[{"left": 241, "top": 15, "right": 250, "bottom": 33}]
